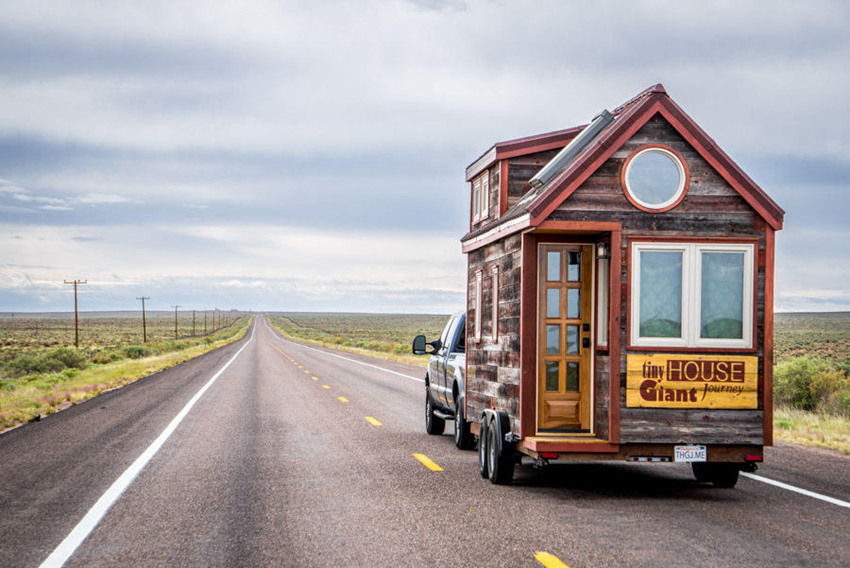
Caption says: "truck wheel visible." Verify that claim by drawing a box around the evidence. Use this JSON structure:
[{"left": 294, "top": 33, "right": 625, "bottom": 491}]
[
  {"left": 692, "top": 463, "right": 739, "bottom": 488},
  {"left": 454, "top": 401, "right": 474, "bottom": 450},
  {"left": 487, "top": 422, "right": 514, "bottom": 485},
  {"left": 425, "top": 391, "right": 445, "bottom": 435},
  {"left": 478, "top": 418, "right": 489, "bottom": 478}
]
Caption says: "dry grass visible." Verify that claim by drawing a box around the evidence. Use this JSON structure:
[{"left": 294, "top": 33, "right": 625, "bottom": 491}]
[
  {"left": 774, "top": 406, "right": 850, "bottom": 455},
  {"left": 0, "top": 318, "right": 250, "bottom": 433},
  {"left": 265, "top": 312, "right": 447, "bottom": 368}
]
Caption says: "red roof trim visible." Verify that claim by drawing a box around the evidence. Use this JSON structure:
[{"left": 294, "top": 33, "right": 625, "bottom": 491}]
[
  {"left": 465, "top": 126, "right": 583, "bottom": 180},
  {"left": 527, "top": 89, "right": 784, "bottom": 230},
  {"left": 528, "top": 94, "right": 665, "bottom": 222}
]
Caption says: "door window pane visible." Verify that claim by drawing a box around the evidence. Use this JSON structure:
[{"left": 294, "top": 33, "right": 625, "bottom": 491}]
[
  {"left": 566, "top": 325, "right": 579, "bottom": 354},
  {"left": 546, "top": 288, "right": 560, "bottom": 318},
  {"left": 566, "top": 362, "right": 579, "bottom": 391},
  {"left": 701, "top": 252, "right": 744, "bottom": 339},
  {"left": 567, "top": 288, "right": 580, "bottom": 319},
  {"left": 546, "top": 325, "right": 560, "bottom": 354},
  {"left": 639, "top": 250, "right": 683, "bottom": 338},
  {"left": 567, "top": 251, "right": 581, "bottom": 281},
  {"left": 545, "top": 362, "right": 560, "bottom": 391},
  {"left": 547, "top": 252, "right": 560, "bottom": 281}
]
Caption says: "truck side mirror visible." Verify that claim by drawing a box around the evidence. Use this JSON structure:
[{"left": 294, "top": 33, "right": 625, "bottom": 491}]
[
  {"left": 412, "top": 335, "right": 427, "bottom": 355},
  {"left": 412, "top": 335, "right": 439, "bottom": 355}
]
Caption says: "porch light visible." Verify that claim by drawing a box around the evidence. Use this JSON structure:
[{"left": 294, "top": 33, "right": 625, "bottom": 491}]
[{"left": 596, "top": 242, "right": 610, "bottom": 260}]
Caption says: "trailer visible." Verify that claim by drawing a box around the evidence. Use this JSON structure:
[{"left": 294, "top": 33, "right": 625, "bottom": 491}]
[{"left": 460, "top": 84, "right": 784, "bottom": 486}]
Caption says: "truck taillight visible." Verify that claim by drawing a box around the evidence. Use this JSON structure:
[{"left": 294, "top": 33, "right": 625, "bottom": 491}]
[
  {"left": 540, "top": 452, "right": 559, "bottom": 459},
  {"left": 744, "top": 455, "right": 763, "bottom": 462}
]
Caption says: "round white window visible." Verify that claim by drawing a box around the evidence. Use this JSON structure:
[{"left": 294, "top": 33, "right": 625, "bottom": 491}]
[{"left": 623, "top": 147, "right": 687, "bottom": 211}]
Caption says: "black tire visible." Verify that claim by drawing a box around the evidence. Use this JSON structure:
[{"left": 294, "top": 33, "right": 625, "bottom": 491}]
[
  {"left": 454, "top": 400, "right": 474, "bottom": 450},
  {"left": 692, "top": 463, "right": 740, "bottom": 488},
  {"left": 425, "top": 390, "right": 445, "bottom": 435},
  {"left": 478, "top": 418, "right": 489, "bottom": 478},
  {"left": 487, "top": 422, "right": 514, "bottom": 485}
]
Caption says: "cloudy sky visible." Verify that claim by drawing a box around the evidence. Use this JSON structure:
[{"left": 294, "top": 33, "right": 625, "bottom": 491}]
[{"left": 1, "top": 0, "right": 848, "bottom": 314}]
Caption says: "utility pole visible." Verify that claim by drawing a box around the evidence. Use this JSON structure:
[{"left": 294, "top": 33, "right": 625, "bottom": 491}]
[
  {"left": 64, "top": 279, "right": 87, "bottom": 348},
  {"left": 192, "top": 310, "right": 196, "bottom": 337},
  {"left": 171, "top": 305, "right": 181, "bottom": 339},
  {"left": 137, "top": 296, "right": 150, "bottom": 342},
  {"left": 204, "top": 311, "right": 207, "bottom": 335}
]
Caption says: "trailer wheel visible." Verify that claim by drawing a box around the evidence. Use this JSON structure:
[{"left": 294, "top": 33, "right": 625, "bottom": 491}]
[
  {"left": 692, "top": 463, "right": 740, "bottom": 488},
  {"left": 478, "top": 418, "right": 489, "bottom": 478},
  {"left": 425, "top": 391, "right": 445, "bottom": 435},
  {"left": 454, "top": 400, "right": 474, "bottom": 450},
  {"left": 487, "top": 422, "right": 514, "bottom": 485}
]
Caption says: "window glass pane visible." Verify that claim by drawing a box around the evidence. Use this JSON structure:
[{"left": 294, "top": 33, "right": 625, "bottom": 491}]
[
  {"left": 545, "top": 361, "right": 560, "bottom": 391},
  {"left": 547, "top": 252, "right": 560, "bottom": 281},
  {"left": 567, "top": 288, "right": 580, "bottom": 319},
  {"left": 627, "top": 150, "right": 683, "bottom": 207},
  {"left": 701, "top": 252, "right": 744, "bottom": 339},
  {"left": 566, "top": 325, "right": 579, "bottom": 354},
  {"left": 567, "top": 251, "right": 581, "bottom": 281},
  {"left": 546, "top": 325, "right": 560, "bottom": 354},
  {"left": 566, "top": 362, "right": 579, "bottom": 391},
  {"left": 639, "top": 250, "right": 683, "bottom": 338},
  {"left": 546, "top": 288, "right": 560, "bottom": 318}
]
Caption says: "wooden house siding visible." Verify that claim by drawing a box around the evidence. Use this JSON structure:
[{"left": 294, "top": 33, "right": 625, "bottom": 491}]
[
  {"left": 507, "top": 149, "right": 560, "bottom": 209},
  {"left": 467, "top": 234, "right": 523, "bottom": 432}
]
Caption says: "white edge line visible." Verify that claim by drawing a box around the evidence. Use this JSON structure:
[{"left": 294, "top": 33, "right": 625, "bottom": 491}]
[
  {"left": 741, "top": 472, "right": 850, "bottom": 509},
  {"left": 39, "top": 321, "right": 257, "bottom": 568},
  {"left": 261, "top": 318, "right": 424, "bottom": 383}
]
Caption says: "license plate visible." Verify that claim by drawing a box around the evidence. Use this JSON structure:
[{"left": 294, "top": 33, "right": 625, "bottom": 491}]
[{"left": 674, "top": 445, "right": 706, "bottom": 462}]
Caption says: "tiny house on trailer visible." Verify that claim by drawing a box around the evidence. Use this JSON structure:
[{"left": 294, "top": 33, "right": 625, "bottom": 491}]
[{"left": 461, "top": 84, "right": 784, "bottom": 486}]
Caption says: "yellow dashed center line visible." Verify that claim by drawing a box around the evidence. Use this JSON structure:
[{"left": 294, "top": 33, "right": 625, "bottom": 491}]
[
  {"left": 338, "top": 396, "right": 349, "bottom": 403},
  {"left": 311, "top": 376, "right": 319, "bottom": 381},
  {"left": 364, "top": 416, "right": 382, "bottom": 427},
  {"left": 303, "top": 370, "right": 311, "bottom": 374},
  {"left": 412, "top": 454, "right": 443, "bottom": 472},
  {"left": 534, "top": 552, "right": 569, "bottom": 568},
  {"left": 322, "top": 385, "right": 331, "bottom": 389}
]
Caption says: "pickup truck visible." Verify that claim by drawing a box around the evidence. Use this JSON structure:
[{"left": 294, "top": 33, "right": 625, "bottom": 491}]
[{"left": 412, "top": 312, "right": 475, "bottom": 450}]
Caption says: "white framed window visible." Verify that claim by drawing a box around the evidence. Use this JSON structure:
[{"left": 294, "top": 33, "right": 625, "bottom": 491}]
[
  {"left": 480, "top": 172, "right": 489, "bottom": 221},
  {"left": 597, "top": 256, "right": 608, "bottom": 347},
  {"left": 474, "top": 270, "right": 483, "bottom": 341},
  {"left": 622, "top": 145, "right": 688, "bottom": 212},
  {"left": 471, "top": 172, "right": 489, "bottom": 223},
  {"left": 472, "top": 178, "right": 482, "bottom": 222},
  {"left": 491, "top": 266, "right": 499, "bottom": 340},
  {"left": 630, "top": 242, "right": 754, "bottom": 349}
]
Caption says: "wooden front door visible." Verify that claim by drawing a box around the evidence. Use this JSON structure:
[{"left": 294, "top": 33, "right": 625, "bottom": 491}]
[{"left": 537, "top": 244, "right": 593, "bottom": 432}]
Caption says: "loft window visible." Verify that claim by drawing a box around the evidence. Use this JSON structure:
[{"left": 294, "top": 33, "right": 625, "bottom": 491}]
[
  {"left": 623, "top": 146, "right": 688, "bottom": 212},
  {"left": 630, "top": 242, "right": 754, "bottom": 349},
  {"left": 472, "top": 171, "right": 490, "bottom": 223}
]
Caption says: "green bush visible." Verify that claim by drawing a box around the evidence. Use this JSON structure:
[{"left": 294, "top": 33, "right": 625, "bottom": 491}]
[
  {"left": 774, "top": 357, "right": 850, "bottom": 416},
  {"left": 7, "top": 347, "right": 88, "bottom": 376},
  {"left": 122, "top": 345, "right": 150, "bottom": 359}
]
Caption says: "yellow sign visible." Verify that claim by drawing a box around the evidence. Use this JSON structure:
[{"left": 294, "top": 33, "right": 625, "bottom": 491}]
[{"left": 626, "top": 354, "right": 758, "bottom": 409}]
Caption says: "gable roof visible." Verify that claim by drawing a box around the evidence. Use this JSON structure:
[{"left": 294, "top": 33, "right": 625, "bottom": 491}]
[{"left": 461, "top": 84, "right": 785, "bottom": 249}]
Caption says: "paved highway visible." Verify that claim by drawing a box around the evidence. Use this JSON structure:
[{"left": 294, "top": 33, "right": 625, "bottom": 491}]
[{"left": 1, "top": 317, "right": 848, "bottom": 567}]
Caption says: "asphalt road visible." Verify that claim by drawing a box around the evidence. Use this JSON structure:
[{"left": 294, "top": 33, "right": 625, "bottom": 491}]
[{"left": 1, "top": 316, "right": 848, "bottom": 567}]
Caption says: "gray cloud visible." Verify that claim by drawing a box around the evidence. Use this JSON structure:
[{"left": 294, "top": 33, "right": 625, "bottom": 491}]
[{"left": 0, "top": 1, "right": 848, "bottom": 312}]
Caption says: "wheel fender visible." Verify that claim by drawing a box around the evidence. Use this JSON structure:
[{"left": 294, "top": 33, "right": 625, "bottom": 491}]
[
  {"left": 452, "top": 380, "right": 464, "bottom": 421},
  {"left": 481, "top": 409, "right": 512, "bottom": 458}
]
